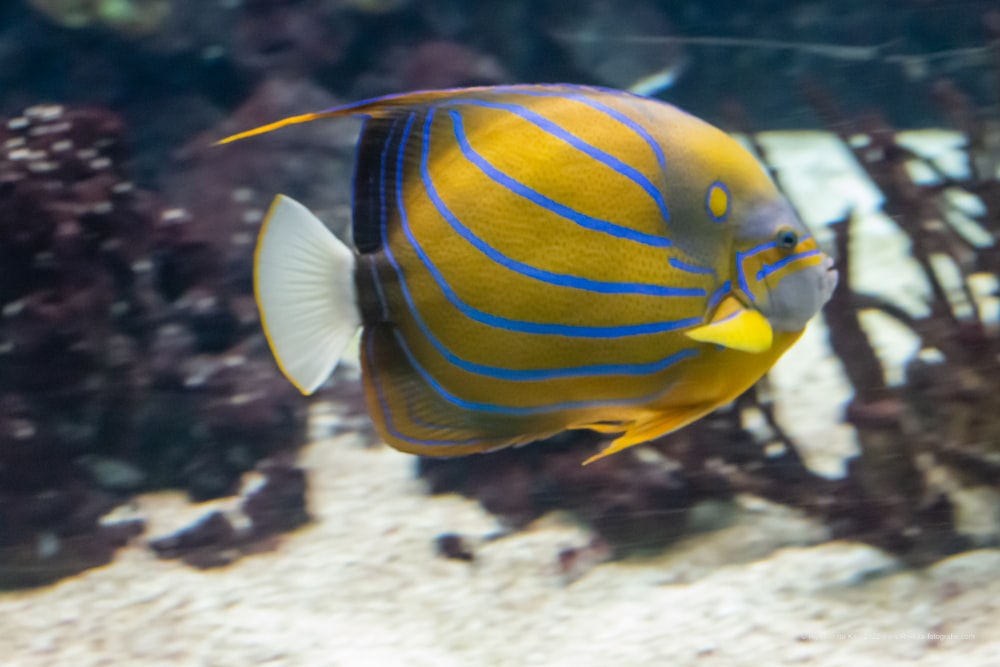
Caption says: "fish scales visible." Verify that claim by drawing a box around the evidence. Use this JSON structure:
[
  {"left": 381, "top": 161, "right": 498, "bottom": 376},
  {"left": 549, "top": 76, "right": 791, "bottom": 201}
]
[{"left": 365, "top": 103, "right": 708, "bottom": 399}]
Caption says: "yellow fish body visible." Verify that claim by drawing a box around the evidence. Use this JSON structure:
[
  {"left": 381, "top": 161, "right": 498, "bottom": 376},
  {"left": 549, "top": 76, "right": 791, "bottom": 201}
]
[{"left": 221, "top": 85, "right": 838, "bottom": 463}]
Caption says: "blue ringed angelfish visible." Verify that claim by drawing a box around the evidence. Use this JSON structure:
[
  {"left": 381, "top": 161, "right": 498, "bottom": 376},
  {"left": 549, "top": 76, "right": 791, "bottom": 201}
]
[{"left": 217, "top": 84, "right": 838, "bottom": 464}]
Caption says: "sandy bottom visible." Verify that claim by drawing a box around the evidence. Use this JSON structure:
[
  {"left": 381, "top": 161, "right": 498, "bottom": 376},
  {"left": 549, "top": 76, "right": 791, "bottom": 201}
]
[
  {"left": 1, "top": 431, "right": 997, "bottom": 667},
  {"left": 2, "top": 131, "right": 998, "bottom": 666}
]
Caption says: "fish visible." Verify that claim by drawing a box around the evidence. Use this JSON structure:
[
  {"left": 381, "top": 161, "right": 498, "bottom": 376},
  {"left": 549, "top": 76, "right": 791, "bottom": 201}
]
[{"left": 218, "top": 84, "right": 838, "bottom": 464}]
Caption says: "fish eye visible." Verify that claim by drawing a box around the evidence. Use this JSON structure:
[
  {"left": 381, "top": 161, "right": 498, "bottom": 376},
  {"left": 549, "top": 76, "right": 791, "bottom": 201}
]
[{"left": 775, "top": 229, "right": 798, "bottom": 249}]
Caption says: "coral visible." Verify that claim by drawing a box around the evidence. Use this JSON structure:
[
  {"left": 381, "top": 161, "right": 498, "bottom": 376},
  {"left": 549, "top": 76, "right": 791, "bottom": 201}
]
[
  {"left": 341, "top": 0, "right": 411, "bottom": 14},
  {"left": 0, "top": 105, "right": 149, "bottom": 585},
  {"left": 693, "top": 13, "right": 1000, "bottom": 565},
  {"left": 163, "top": 76, "right": 359, "bottom": 291},
  {"left": 2, "top": 0, "right": 999, "bottom": 588},
  {"left": 28, "top": 0, "right": 171, "bottom": 37},
  {"left": 351, "top": 40, "right": 510, "bottom": 97},
  {"left": 231, "top": 0, "right": 355, "bottom": 75},
  {"left": 545, "top": 0, "right": 685, "bottom": 92},
  {"left": 792, "top": 62, "right": 1000, "bottom": 561},
  {"left": 0, "top": 101, "right": 309, "bottom": 585}
]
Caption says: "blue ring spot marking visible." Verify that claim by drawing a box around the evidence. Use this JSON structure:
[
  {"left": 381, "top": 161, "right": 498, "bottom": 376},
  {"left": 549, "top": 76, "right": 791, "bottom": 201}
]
[{"left": 706, "top": 181, "right": 730, "bottom": 223}]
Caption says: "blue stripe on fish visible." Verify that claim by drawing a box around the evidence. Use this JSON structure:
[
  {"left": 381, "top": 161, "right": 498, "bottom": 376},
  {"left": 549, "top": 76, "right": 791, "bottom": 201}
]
[
  {"left": 380, "top": 113, "right": 420, "bottom": 321},
  {"left": 375, "top": 113, "right": 703, "bottom": 380},
  {"left": 447, "top": 110, "right": 673, "bottom": 249},
  {"left": 436, "top": 110, "right": 699, "bottom": 294},
  {"left": 391, "top": 113, "right": 701, "bottom": 338},
  {"left": 669, "top": 257, "right": 717, "bottom": 276},
  {"left": 382, "top": 248, "right": 702, "bottom": 380},
  {"left": 392, "top": 329, "right": 678, "bottom": 415},
  {"left": 446, "top": 99, "right": 671, "bottom": 223},
  {"left": 366, "top": 333, "right": 500, "bottom": 448},
  {"left": 735, "top": 240, "right": 778, "bottom": 302},
  {"left": 435, "top": 339, "right": 701, "bottom": 381},
  {"left": 734, "top": 236, "right": 814, "bottom": 301},
  {"left": 756, "top": 249, "right": 822, "bottom": 280},
  {"left": 706, "top": 280, "right": 731, "bottom": 313},
  {"left": 372, "top": 116, "right": 405, "bottom": 321},
  {"left": 368, "top": 258, "right": 390, "bottom": 321},
  {"left": 489, "top": 86, "right": 668, "bottom": 173}
]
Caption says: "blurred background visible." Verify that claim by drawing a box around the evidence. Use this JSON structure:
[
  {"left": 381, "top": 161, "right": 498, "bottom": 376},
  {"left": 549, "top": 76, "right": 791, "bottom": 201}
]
[{"left": 1, "top": 2, "right": 1000, "bottom": 662}]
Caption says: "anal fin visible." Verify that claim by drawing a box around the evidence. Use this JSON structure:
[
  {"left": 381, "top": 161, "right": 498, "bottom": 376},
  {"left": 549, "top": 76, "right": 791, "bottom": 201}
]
[
  {"left": 361, "top": 326, "right": 559, "bottom": 457},
  {"left": 581, "top": 403, "right": 716, "bottom": 465}
]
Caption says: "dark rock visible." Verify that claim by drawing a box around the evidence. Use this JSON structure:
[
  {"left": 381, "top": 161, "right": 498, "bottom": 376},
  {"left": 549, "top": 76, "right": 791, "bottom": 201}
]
[
  {"left": 148, "top": 462, "right": 309, "bottom": 569},
  {"left": 435, "top": 533, "right": 474, "bottom": 562},
  {"left": 243, "top": 463, "right": 310, "bottom": 536},
  {"left": 148, "top": 510, "right": 240, "bottom": 569},
  {"left": 149, "top": 510, "right": 236, "bottom": 558}
]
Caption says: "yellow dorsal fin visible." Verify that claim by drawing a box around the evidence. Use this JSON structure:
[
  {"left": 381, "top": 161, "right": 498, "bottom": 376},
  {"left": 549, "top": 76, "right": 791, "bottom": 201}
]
[{"left": 684, "top": 295, "right": 773, "bottom": 353}]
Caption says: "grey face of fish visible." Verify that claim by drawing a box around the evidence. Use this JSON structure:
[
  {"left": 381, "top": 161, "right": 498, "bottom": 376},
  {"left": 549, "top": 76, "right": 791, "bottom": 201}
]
[
  {"left": 764, "top": 254, "right": 838, "bottom": 331},
  {"left": 736, "top": 199, "right": 839, "bottom": 332}
]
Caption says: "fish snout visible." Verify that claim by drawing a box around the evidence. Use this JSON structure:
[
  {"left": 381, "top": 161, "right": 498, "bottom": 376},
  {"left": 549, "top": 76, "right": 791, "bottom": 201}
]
[
  {"left": 763, "top": 252, "right": 838, "bottom": 332},
  {"left": 820, "top": 254, "right": 839, "bottom": 302}
]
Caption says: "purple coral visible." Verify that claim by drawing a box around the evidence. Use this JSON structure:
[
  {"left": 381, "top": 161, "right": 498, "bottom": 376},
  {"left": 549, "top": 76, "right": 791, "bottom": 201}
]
[{"left": 0, "top": 101, "right": 310, "bottom": 584}]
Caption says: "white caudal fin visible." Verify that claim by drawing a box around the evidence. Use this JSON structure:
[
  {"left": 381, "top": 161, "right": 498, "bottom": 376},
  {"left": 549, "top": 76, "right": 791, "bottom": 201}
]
[{"left": 254, "top": 195, "right": 360, "bottom": 394}]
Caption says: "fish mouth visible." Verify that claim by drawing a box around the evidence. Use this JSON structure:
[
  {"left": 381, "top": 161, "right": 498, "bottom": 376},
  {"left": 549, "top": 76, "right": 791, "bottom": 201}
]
[{"left": 821, "top": 255, "right": 839, "bottom": 300}]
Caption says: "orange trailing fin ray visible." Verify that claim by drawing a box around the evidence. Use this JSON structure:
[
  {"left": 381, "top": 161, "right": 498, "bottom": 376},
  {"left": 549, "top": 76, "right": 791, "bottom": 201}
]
[
  {"left": 215, "top": 86, "right": 513, "bottom": 145},
  {"left": 575, "top": 421, "right": 632, "bottom": 435},
  {"left": 214, "top": 84, "right": 606, "bottom": 145},
  {"left": 361, "top": 326, "right": 562, "bottom": 457},
  {"left": 581, "top": 403, "right": 718, "bottom": 465}
]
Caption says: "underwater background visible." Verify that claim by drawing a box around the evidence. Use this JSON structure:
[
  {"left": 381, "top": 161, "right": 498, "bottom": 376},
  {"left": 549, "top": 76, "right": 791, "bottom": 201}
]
[{"left": 1, "top": 0, "right": 1000, "bottom": 664}]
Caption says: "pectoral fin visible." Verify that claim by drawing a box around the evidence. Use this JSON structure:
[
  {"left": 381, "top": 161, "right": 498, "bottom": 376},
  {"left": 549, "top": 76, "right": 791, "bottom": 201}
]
[{"left": 684, "top": 295, "right": 773, "bottom": 353}]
